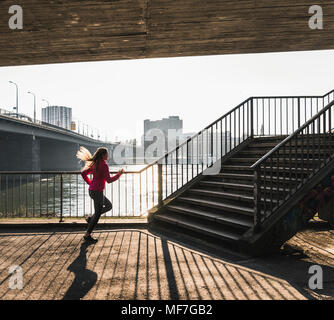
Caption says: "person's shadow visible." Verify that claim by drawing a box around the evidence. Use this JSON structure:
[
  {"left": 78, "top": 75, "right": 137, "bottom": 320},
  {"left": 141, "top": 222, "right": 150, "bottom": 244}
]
[{"left": 62, "top": 241, "right": 98, "bottom": 300}]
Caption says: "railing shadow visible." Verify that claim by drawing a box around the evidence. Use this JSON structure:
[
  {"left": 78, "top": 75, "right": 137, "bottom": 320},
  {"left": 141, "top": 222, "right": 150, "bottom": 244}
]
[
  {"left": 148, "top": 226, "right": 334, "bottom": 300},
  {"left": 62, "top": 241, "right": 97, "bottom": 300},
  {"left": 161, "top": 238, "right": 179, "bottom": 300},
  {"left": 0, "top": 227, "right": 333, "bottom": 300}
]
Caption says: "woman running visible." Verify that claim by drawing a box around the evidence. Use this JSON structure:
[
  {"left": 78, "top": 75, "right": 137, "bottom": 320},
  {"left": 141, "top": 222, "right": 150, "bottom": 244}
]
[{"left": 77, "top": 146, "right": 124, "bottom": 242}]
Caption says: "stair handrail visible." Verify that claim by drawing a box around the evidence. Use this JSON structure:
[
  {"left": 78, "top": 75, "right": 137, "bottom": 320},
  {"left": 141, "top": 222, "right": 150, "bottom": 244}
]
[
  {"left": 251, "top": 88, "right": 334, "bottom": 100},
  {"left": 251, "top": 99, "right": 334, "bottom": 169},
  {"left": 251, "top": 99, "right": 334, "bottom": 230}
]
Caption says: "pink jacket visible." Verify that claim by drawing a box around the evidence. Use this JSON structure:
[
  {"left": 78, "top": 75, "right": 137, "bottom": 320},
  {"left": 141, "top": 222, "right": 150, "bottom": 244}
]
[{"left": 81, "top": 160, "right": 121, "bottom": 191}]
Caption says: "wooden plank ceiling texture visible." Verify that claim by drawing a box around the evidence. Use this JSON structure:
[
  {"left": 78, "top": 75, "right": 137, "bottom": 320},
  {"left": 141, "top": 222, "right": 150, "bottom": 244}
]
[{"left": 0, "top": 0, "right": 333, "bottom": 66}]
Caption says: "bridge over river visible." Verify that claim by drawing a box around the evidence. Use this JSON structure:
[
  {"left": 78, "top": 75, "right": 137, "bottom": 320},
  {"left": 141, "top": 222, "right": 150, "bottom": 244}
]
[{"left": 0, "top": 111, "right": 117, "bottom": 171}]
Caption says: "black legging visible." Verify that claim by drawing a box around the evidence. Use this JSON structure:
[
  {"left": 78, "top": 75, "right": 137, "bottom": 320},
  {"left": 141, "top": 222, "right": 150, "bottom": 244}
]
[{"left": 86, "top": 190, "right": 112, "bottom": 234}]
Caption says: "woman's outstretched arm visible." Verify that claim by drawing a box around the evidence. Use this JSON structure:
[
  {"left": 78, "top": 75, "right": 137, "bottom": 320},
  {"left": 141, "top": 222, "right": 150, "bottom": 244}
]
[
  {"left": 81, "top": 167, "right": 93, "bottom": 185},
  {"left": 103, "top": 163, "right": 124, "bottom": 183}
]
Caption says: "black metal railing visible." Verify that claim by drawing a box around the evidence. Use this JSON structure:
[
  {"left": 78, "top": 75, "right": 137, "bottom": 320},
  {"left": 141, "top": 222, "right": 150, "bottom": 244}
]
[
  {"left": 0, "top": 170, "right": 159, "bottom": 220},
  {"left": 1, "top": 89, "right": 334, "bottom": 221},
  {"left": 252, "top": 99, "right": 334, "bottom": 230},
  {"left": 252, "top": 90, "right": 334, "bottom": 136}
]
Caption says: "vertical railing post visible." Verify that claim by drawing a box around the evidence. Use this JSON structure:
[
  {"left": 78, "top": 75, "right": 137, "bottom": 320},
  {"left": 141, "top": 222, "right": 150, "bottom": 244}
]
[
  {"left": 250, "top": 98, "right": 254, "bottom": 139},
  {"left": 176, "top": 147, "right": 179, "bottom": 189},
  {"left": 297, "top": 97, "right": 301, "bottom": 128},
  {"left": 59, "top": 174, "right": 64, "bottom": 223},
  {"left": 157, "top": 163, "right": 163, "bottom": 207},
  {"left": 210, "top": 126, "right": 213, "bottom": 160},
  {"left": 139, "top": 172, "right": 142, "bottom": 214},
  {"left": 186, "top": 140, "right": 189, "bottom": 182},
  {"left": 254, "top": 166, "right": 261, "bottom": 233}
]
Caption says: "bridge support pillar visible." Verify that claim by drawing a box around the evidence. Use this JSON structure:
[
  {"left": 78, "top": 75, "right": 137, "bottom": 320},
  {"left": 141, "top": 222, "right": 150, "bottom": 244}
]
[
  {"left": 0, "top": 133, "right": 40, "bottom": 171},
  {"left": 40, "top": 139, "right": 81, "bottom": 171}
]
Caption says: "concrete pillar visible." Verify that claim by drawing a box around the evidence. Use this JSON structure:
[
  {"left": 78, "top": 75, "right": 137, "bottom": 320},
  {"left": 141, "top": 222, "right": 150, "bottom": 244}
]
[
  {"left": 0, "top": 132, "right": 40, "bottom": 171},
  {"left": 40, "top": 139, "right": 81, "bottom": 171},
  {"left": 31, "top": 135, "right": 41, "bottom": 171}
]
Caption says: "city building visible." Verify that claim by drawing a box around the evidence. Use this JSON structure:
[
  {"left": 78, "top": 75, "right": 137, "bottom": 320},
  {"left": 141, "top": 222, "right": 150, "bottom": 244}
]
[
  {"left": 42, "top": 106, "right": 72, "bottom": 130},
  {"left": 141, "top": 116, "right": 235, "bottom": 161},
  {"left": 143, "top": 116, "right": 183, "bottom": 157}
]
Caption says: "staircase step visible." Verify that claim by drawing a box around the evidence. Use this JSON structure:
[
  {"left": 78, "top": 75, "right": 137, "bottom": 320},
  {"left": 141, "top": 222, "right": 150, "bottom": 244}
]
[
  {"left": 215, "top": 172, "right": 254, "bottom": 180},
  {"left": 239, "top": 150, "right": 332, "bottom": 157},
  {"left": 199, "top": 180, "right": 253, "bottom": 191},
  {"left": 209, "top": 172, "right": 305, "bottom": 186},
  {"left": 188, "top": 188, "right": 253, "bottom": 202},
  {"left": 260, "top": 175, "right": 302, "bottom": 185},
  {"left": 253, "top": 136, "right": 287, "bottom": 142},
  {"left": 253, "top": 135, "right": 334, "bottom": 142},
  {"left": 154, "top": 212, "right": 241, "bottom": 242},
  {"left": 259, "top": 166, "right": 314, "bottom": 173},
  {"left": 228, "top": 157, "right": 265, "bottom": 164},
  {"left": 188, "top": 188, "right": 279, "bottom": 205},
  {"left": 248, "top": 143, "right": 281, "bottom": 149},
  {"left": 221, "top": 165, "right": 253, "bottom": 171},
  {"left": 177, "top": 196, "right": 254, "bottom": 216},
  {"left": 166, "top": 204, "right": 253, "bottom": 229},
  {"left": 228, "top": 157, "right": 322, "bottom": 165},
  {"left": 247, "top": 142, "right": 334, "bottom": 150},
  {"left": 260, "top": 185, "right": 291, "bottom": 193},
  {"left": 238, "top": 150, "right": 274, "bottom": 156}
]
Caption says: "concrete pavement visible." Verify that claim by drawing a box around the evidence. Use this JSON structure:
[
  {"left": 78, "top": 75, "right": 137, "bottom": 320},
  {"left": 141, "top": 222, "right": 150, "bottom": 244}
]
[{"left": 0, "top": 217, "right": 333, "bottom": 300}]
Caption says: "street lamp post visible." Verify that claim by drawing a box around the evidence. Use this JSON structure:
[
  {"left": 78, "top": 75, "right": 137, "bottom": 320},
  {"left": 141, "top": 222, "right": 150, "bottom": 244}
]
[
  {"left": 9, "top": 81, "right": 18, "bottom": 118},
  {"left": 42, "top": 99, "right": 49, "bottom": 107},
  {"left": 27, "top": 91, "right": 36, "bottom": 123}
]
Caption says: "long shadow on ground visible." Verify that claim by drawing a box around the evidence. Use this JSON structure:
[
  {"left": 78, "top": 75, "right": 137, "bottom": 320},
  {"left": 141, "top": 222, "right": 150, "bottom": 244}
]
[
  {"left": 149, "top": 220, "right": 334, "bottom": 300},
  {"left": 63, "top": 241, "right": 97, "bottom": 300}
]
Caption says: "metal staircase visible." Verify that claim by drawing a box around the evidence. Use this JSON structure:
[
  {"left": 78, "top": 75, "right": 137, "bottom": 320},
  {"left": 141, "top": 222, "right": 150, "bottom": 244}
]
[{"left": 148, "top": 90, "right": 334, "bottom": 255}]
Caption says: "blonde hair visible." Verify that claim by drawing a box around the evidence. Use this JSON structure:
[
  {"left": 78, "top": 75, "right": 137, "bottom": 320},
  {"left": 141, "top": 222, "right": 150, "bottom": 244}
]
[{"left": 76, "top": 146, "right": 108, "bottom": 172}]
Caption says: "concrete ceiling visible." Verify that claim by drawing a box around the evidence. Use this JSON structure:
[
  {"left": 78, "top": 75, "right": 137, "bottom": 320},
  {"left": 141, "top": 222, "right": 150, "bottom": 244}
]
[{"left": 0, "top": 0, "right": 333, "bottom": 67}]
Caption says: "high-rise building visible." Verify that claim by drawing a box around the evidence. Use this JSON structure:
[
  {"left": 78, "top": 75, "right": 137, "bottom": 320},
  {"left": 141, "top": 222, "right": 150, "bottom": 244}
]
[
  {"left": 42, "top": 106, "right": 72, "bottom": 130},
  {"left": 144, "top": 116, "right": 183, "bottom": 136},
  {"left": 143, "top": 116, "right": 183, "bottom": 157}
]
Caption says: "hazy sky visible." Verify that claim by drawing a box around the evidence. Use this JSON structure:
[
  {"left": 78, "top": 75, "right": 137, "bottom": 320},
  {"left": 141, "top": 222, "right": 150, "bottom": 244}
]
[{"left": 1, "top": 49, "right": 334, "bottom": 143}]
